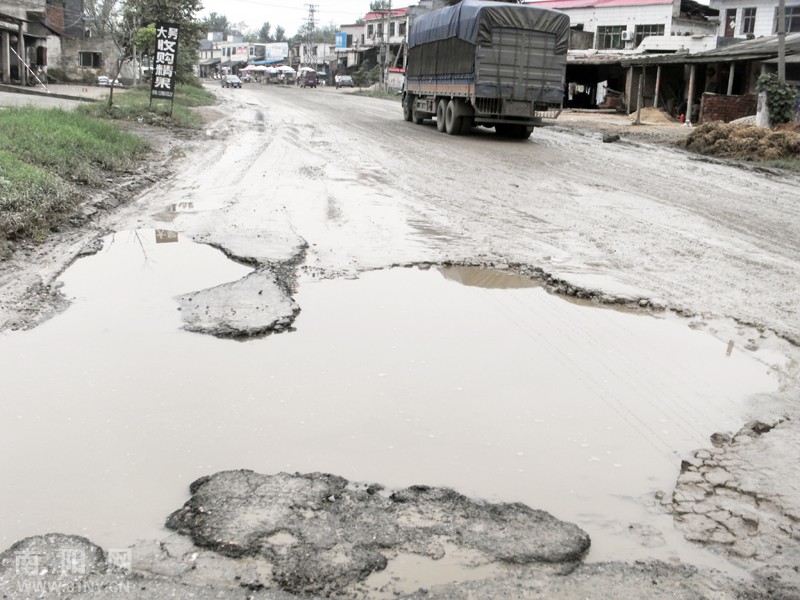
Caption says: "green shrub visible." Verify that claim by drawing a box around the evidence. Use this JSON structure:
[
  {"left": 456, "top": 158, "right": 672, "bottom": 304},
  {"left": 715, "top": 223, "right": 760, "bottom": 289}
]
[{"left": 756, "top": 73, "right": 799, "bottom": 125}]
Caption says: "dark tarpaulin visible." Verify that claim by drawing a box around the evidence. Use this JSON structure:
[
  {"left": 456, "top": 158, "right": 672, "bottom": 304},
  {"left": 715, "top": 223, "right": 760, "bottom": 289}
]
[{"left": 408, "top": 0, "right": 570, "bottom": 54}]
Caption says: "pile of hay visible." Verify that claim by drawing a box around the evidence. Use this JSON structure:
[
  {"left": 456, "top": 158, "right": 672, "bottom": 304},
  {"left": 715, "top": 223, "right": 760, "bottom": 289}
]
[
  {"left": 631, "top": 107, "right": 676, "bottom": 124},
  {"left": 682, "top": 121, "right": 800, "bottom": 160}
]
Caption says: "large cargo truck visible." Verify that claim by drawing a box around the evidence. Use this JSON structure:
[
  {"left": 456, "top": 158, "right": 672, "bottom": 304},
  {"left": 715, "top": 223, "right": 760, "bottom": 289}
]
[{"left": 402, "top": 0, "right": 570, "bottom": 139}]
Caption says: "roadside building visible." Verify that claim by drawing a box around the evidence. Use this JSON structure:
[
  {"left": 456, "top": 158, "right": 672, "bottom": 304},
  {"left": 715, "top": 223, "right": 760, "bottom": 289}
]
[
  {"left": 1, "top": 0, "right": 49, "bottom": 84},
  {"left": 710, "top": 0, "right": 800, "bottom": 38}
]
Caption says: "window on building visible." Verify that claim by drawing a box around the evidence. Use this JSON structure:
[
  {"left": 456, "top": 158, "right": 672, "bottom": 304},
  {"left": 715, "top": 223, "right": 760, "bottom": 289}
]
[
  {"left": 389, "top": 22, "right": 396, "bottom": 37},
  {"left": 367, "top": 24, "right": 374, "bottom": 38},
  {"left": 633, "top": 24, "right": 665, "bottom": 46},
  {"left": 377, "top": 22, "right": 384, "bottom": 37},
  {"left": 775, "top": 6, "right": 800, "bottom": 32},
  {"left": 741, "top": 7, "right": 757, "bottom": 34},
  {"left": 399, "top": 22, "right": 407, "bottom": 35},
  {"left": 596, "top": 25, "right": 625, "bottom": 50},
  {"left": 78, "top": 51, "right": 101, "bottom": 68}
]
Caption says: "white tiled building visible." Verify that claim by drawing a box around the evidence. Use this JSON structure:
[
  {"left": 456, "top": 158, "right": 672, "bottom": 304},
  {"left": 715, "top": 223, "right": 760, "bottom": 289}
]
[
  {"left": 709, "top": 0, "right": 800, "bottom": 38},
  {"left": 530, "top": 0, "right": 720, "bottom": 52}
]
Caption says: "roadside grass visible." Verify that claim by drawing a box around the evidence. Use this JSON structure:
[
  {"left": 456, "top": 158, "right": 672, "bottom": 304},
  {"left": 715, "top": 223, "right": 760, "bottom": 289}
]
[
  {"left": 79, "top": 84, "right": 216, "bottom": 129},
  {"left": 351, "top": 88, "right": 401, "bottom": 102},
  {"left": 0, "top": 106, "right": 149, "bottom": 256},
  {"left": 761, "top": 158, "right": 800, "bottom": 172},
  {"left": 0, "top": 107, "right": 148, "bottom": 184},
  {"left": 0, "top": 151, "right": 73, "bottom": 252}
]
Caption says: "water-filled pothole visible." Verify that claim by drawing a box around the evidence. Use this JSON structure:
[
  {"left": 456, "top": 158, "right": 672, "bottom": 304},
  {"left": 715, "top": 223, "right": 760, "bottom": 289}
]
[{"left": 0, "top": 230, "right": 781, "bottom": 572}]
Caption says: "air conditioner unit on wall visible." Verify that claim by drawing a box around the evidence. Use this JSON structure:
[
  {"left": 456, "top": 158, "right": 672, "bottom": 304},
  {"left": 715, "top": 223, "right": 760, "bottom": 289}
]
[{"left": 621, "top": 31, "right": 634, "bottom": 41}]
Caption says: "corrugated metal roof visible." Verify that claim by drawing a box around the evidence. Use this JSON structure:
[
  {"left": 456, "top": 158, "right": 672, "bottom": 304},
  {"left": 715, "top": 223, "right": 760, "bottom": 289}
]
[
  {"left": 620, "top": 32, "right": 800, "bottom": 65},
  {"left": 528, "top": 0, "right": 671, "bottom": 9}
]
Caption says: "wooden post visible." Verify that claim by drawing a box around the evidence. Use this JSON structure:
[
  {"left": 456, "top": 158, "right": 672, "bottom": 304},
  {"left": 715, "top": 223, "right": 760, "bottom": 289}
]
[
  {"left": 727, "top": 63, "right": 735, "bottom": 95},
  {"left": 687, "top": 64, "right": 696, "bottom": 125},
  {"left": 653, "top": 65, "right": 661, "bottom": 108}
]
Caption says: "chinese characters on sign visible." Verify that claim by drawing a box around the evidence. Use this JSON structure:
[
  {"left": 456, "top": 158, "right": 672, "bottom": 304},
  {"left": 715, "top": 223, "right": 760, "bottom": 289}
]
[{"left": 150, "top": 23, "right": 180, "bottom": 100}]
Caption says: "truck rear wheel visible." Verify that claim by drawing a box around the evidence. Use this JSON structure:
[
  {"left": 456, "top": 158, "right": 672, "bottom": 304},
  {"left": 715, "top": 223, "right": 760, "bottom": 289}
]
[
  {"left": 445, "top": 100, "right": 462, "bottom": 135},
  {"left": 403, "top": 94, "right": 414, "bottom": 122},
  {"left": 436, "top": 99, "right": 447, "bottom": 132}
]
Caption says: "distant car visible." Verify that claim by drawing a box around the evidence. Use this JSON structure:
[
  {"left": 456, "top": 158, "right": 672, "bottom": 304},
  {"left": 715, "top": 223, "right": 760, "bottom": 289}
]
[
  {"left": 335, "top": 75, "right": 354, "bottom": 89},
  {"left": 222, "top": 75, "right": 242, "bottom": 88},
  {"left": 298, "top": 71, "right": 319, "bottom": 88},
  {"left": 97, "top": 76, "right": 122, "bottom": 87}
]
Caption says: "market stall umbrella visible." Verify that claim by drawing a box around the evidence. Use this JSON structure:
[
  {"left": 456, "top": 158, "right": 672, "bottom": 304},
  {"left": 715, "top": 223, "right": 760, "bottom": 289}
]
[
  {"left": 298, "top": 66, "right": 316, "bottom": 73},
  {"left": 276, "top": 65, "right": 296, "bottom": 75},
  {"left": 248, "top": 65, "right": 269, "bottom": 71},
  {"left": 265, "top": 67, "right": 279, "bottom": 74}
]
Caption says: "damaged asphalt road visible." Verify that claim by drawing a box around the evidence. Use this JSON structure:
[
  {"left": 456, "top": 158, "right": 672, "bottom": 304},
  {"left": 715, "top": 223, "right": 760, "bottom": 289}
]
[
  {"left": 0, "top": 473, "right": 774, "bottom": 599},
  {"left": 1, "top": 84, "right": 800, "bottom": 599}
]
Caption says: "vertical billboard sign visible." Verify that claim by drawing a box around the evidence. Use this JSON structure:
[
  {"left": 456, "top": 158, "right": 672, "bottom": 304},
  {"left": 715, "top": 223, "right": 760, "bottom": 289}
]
[
  {"left": 151, "top": 23, "right": 180, "bottom": 101},
  {"left": 335, "top": 32, "right": 347, "bottom": 49}
]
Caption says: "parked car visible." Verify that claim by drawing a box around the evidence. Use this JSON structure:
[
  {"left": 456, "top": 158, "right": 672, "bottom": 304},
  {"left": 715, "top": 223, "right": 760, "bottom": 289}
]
[
  {"left": 298, "top": 71, "right": 319, "bottom": 88},
  {"left": 335, "top": 75, "right": 354, "bottom": 89},
  {"left": 222, "top": 75, "right": 242, "bottom": 88}
]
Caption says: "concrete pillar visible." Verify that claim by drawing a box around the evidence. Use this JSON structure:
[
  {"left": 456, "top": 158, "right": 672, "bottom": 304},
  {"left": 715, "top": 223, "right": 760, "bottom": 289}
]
[
  {"left": 727, "top": 63, "right": 735, "bottom": 96},
  {"left": 626, "top": 66, "right": 634, "bottom": 114},
  {"left": 635, "top": 66, "right": 645, "bottom": 124},
  {"left": 687, "top": 64, "right": 696, "bottom": 125},
  {"left": 1, "top": 30, "right": 10, "bottom": 83},
  {"left": 17, "top": 22, "right": 25, "bottom": 83},
  {"left": 653, "top": 65, "right": 661, "bottom": 108}
]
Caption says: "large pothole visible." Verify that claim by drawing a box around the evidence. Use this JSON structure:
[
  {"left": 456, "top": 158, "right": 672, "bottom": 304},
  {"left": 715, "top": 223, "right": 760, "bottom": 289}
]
[{"left": 0, "top": 230, "right": 786, "bottom": 574}]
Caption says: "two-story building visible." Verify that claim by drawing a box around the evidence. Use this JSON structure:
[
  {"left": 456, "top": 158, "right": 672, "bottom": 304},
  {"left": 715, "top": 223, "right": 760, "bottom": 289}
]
[
  {"left": 334, "top": 6, "right": 411, "bottom": 76},
  {"left": 531, "top": 0, "right": 719, "bottom": 53},
  {"left": 1, "top": 0, "right": 50, "bottom": 84},
  {"left": 709, "top": 0, "right": 800, "bottom": 38}
]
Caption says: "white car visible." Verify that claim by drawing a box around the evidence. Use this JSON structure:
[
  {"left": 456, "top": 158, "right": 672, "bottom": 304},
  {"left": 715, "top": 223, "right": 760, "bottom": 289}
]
[{"left": 97, "top": 76, "right": 122, "bottom": 87}]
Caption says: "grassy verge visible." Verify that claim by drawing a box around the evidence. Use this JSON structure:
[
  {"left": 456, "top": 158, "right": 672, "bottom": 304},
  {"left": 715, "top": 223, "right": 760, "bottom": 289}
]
[
  {"left": 0, "top": 107, "right": 149, "bottom": 257},
  {"left": 79, "top": 83, "right": 216, "bottom": 129}
]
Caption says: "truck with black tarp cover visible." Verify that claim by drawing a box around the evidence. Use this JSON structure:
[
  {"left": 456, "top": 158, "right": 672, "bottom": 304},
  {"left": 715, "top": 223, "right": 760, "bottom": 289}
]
[{"left": 402, "top": 0, "right": 570, "bottom": 138}]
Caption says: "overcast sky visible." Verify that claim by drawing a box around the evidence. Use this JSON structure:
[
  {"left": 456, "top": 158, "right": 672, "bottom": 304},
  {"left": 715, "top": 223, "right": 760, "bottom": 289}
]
[{"left": 199, "top": 0, "right": 376, "bottom": 37}]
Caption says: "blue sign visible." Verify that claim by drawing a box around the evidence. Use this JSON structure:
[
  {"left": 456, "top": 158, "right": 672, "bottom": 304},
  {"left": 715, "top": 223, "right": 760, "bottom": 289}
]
[{"left": 335, "top": 32, "right": 347, "bottom": 49}]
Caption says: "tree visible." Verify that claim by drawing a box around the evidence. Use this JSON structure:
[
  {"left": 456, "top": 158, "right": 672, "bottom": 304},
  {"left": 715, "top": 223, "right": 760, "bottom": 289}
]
[
  {"left": 369, "top": 0, "right": 391, "bottom": 11},
  {"left": 201, "top": 11, "right": 228, "bottom": 34},
  {"left": 258, "top": 21, "right": 271, "bottom": 42},
  {"left": 130, "top": 0, "right": 205, "bottom": 84},
  {"left": 274, "top": 25, "right": 286, "bottom": 42},
  {"left": 292, "top": 21, "right": 337, "bottom": 44}
]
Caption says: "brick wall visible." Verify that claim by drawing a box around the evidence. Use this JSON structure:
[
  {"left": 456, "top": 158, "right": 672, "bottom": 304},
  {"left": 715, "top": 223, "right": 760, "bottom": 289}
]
[{"left": 699, "top": 92, "right": 758, "bottom": 124}]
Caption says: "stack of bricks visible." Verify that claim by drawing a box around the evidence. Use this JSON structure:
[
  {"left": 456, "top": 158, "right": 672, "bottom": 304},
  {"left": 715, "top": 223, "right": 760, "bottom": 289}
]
[{"left": 699, "top": 93, "right": 758, "bottom": 124}]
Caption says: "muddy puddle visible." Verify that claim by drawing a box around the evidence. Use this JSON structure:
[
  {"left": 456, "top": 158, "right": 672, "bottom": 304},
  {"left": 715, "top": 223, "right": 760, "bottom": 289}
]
[{"left": 0, "top": 230, "right": 784, "bottom": 575}]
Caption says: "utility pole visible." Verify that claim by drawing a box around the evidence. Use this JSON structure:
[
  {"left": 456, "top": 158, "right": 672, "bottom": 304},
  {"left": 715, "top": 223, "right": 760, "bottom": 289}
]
[
  {"left": 777, "top": 0, "right": 786, "bottom": 82},
  {"left": 382, "top": 0, "right": 391, "bottom": 91},
  {"left": 304, "top": 4, "right": 318, "bottom": 69}
]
